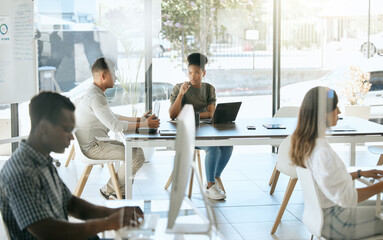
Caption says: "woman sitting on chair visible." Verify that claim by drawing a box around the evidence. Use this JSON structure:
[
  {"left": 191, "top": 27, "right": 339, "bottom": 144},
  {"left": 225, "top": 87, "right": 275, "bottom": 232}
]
[
  {"left": 169, "top": 53, "right": 233, "bottom": 200},
  {"left": 291, "top": 86, "right": 383, "bottom": 239}
]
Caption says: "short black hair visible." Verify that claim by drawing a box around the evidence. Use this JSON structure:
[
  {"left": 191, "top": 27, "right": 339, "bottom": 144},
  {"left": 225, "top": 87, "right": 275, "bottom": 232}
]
[
  {"left": 187, "top": 53, "right": 208, "bottom": 70},
  {"left": 29, "top": 92, "right": 75, "bottom": 131},
  {"left": 91, "top": 57, "right": 116, "bottom": 73}
]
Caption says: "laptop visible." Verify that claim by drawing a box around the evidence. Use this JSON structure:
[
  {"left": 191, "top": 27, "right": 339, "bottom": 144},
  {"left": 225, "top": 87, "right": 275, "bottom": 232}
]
[{"left": 201, "top": 102, "right": 242, "bottom": 124}]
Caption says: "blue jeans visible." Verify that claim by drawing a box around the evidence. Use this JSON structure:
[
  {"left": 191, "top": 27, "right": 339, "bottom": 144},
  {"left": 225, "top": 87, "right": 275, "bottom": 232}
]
[{"left": 197, "top": 146, "right": 233, "bottom": 183}]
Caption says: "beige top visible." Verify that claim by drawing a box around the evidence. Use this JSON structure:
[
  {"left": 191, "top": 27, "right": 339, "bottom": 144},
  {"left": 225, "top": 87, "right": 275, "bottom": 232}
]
[{"left": 75, "top": 84, "right": 130, "bottom": 151}]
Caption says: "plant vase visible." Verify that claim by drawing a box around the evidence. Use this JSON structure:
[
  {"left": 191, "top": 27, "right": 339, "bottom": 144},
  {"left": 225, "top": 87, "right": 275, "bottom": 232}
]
[{"left": 344, "top": 105, "right": 371, "bottom": 120}]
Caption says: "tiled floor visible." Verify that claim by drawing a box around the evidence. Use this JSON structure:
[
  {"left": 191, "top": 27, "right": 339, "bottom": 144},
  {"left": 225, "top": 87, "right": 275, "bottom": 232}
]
[{"left": 0, "top": 143, "right": 381, "bottom": 239}]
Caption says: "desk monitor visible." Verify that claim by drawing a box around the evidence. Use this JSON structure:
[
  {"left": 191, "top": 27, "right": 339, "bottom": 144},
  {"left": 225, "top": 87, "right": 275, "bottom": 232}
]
[{"left": 167, "top": 104, "right": 216, "bottom": 234}]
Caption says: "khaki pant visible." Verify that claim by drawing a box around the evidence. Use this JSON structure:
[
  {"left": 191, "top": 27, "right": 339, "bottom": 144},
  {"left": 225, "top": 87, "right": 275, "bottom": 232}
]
[{"left": 83, "top": 141, "right": 145, "bottom": 195}]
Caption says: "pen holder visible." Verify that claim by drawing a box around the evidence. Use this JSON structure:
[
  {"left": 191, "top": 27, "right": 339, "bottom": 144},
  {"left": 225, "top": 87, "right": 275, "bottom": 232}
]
[{"left": 195, "top": 112, "right": 200, "bottom": 126}]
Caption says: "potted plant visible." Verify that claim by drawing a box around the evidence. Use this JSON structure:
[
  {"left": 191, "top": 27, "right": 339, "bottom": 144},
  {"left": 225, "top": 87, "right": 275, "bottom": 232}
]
[{"left": 341, "top": 66, "right": 372, "bottom": 120}]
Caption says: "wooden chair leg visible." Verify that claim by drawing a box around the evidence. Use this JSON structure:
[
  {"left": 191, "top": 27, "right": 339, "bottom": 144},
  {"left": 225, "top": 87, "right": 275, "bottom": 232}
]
[
  {"left": 269, "top": 166, "right": 277, "bottom": 186},
  {"left": 70, "top": 149, "right": 75, "bottom": 160},
  {"left": 107, "top": 163, "right": 122, "bottom": 200},
  {"left": 165, "top": 149, "right": 202, "bottom": 194},
  {"left": 377, "top": 154, "right": 383, "bottom": 165},
  {"left": 65, "top": 145, "right": 75, "bottom": 167},
  {"left": 270, "top": 170, "right": 280, "bottom": 195},
  {"left": 164, "top": 172, "right": 173, "bottom": 189},
  {"left": 270, "top": 178, "right": 297, "bottom": 234},
  {"left": 74, "top": 165, "right": 93, "bottom": 197},
  {"left": 188, "top": 168, "right": 194, "bottom": 198},
  {"left": 196, "top": 150, "right": 203, "bottom": 183}
]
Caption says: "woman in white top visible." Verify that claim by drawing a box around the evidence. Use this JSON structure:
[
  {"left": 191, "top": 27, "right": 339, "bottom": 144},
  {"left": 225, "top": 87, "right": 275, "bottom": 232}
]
[{"left": 290, "top": 86, "right": 383, "bottom": 239}]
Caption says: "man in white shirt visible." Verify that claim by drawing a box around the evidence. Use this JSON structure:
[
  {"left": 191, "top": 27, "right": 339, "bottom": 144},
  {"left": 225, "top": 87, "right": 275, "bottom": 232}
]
[{"left": 75, "top": 57, "right": 160, "bottom": 199}]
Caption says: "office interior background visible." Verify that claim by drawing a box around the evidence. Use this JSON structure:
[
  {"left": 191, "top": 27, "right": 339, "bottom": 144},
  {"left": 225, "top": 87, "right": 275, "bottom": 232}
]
[
  {"left": 1, "top": 0, "right": 383, "bottom": 239},
  {"left": 1, "top": 0, "right": 383, "bottom": 151}
]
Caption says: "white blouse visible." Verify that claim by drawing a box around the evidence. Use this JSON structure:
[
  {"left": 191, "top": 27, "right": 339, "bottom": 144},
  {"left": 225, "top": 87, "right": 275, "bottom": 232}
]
[{"left": 305, "top": 137, "right": 358, "bottom": 209}]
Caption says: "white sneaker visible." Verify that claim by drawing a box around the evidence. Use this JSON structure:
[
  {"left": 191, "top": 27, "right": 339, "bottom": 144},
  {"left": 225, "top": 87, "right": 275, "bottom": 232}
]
[
  {"left": 205, "top": 184, "right": 226, "bottom": 200},
  {"left": 214, "top": 179, "right": 226, "bottom": 194}
]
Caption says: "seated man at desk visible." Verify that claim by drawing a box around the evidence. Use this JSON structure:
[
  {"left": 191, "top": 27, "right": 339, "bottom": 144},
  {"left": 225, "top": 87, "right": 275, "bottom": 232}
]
[
  {"left": 75, "top": 57, "right": 160, "bottom": 199},
  {"left": 0, "top": 92, "right": 143, "bottom": 240},
  {"left": 169, "top": 53, "right": 233, "bottom": 200}
]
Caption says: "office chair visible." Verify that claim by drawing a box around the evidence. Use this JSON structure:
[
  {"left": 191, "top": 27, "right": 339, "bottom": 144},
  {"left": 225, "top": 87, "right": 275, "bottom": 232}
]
[
  {"left": 72, "top": 135, "right": 123, "bottom": 199},
  {"left": 268, "top": 106, "right": 300, "bottom": 188},
  {"left": 164, "top": 149, "right": 209, "bottom": 198},
  {"left": 270, "top": 136, "right": 298, "bottom": 234}
]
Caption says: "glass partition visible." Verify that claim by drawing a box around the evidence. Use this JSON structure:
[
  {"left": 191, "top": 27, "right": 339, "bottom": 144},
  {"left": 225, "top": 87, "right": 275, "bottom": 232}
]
[
  {"left": 155, "top": 0, "right": 273, "bottom": 119},
  {"left": 280, "top": 0, "right": 383, "bottom": 121}
]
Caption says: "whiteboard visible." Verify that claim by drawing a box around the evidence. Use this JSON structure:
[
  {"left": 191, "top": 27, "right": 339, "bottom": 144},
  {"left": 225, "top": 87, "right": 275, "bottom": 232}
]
[{"left": 0, "top": 0, "right": 38, "bottom": 104}]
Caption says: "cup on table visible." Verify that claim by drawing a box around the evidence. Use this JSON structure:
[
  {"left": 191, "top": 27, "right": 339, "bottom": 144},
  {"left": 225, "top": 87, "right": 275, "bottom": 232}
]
[{"left": 195, "top": 112, "right": 200, "bottom": 126}]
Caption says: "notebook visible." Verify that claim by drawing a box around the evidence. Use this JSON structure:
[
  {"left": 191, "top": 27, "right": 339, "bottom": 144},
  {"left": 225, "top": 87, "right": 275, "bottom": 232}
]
[{"left": 201, "top": 102, "right": 242, "bottom": 124}]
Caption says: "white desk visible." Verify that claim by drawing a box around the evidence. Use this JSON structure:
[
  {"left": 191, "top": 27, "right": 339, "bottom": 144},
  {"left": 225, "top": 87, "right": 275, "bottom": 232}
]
[
  {"left": 105, "top": 199, "right": 224, "bottom": 240},
  {"left": 118, "top": 117, "right": 383, "bottom": 199}
]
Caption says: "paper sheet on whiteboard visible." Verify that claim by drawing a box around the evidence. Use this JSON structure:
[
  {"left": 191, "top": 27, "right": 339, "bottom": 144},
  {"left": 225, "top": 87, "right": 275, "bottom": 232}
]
[{"left": 0, "top": 16, "right": 11, "bottom": 43}]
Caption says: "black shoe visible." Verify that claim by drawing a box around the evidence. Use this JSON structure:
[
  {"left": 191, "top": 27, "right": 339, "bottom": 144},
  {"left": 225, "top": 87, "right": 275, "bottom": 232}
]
[
  {"left": 110, "top": 193, "right": 126, "bottom": 199},
  {"left": 99, "top": 188, "right": 111, "bottom": 200}
]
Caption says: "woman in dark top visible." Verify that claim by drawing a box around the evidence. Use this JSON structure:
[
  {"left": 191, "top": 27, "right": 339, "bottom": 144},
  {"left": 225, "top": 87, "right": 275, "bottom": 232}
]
[{"left": 169, "top": 53, "right": 233, "bottom": 200}]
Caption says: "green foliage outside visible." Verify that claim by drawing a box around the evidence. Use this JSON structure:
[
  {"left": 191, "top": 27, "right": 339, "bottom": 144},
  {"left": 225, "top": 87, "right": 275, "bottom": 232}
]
[{"left": 161, "top": 0, "right": 265, "bottom": 61}]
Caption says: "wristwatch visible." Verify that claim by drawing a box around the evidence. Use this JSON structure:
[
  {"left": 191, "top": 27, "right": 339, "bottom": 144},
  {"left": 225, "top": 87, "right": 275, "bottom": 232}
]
[{"left": 357, "top": 169, "right": 362, "bottom": 178}]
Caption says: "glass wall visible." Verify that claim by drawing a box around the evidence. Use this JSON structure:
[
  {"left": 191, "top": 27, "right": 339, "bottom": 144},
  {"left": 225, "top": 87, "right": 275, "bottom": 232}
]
[
  {"left": 33, "top": 0, "right": 274, "bottom": 121},
  {"left": 155, "top": 0, "right": 273, "bottom": 119},
  {"left": 3, "top": 0, "right": 382, "bottom": 158},
  {"left": 280, "top": 0, "right": 383, "bottom": 121}
]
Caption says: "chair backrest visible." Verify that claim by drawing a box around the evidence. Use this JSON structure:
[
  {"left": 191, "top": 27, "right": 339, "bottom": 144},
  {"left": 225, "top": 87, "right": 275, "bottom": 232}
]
[
  {"left": 72, "top": 135, "right": 90, "bottom": 163},
  {"left": 276, "top": 136, "right": 297, "bottom": 178},
  {"left": 296, "top": 166, "right": 324, "bottom": 238},
  {"left": 273, "top": 106, "right": 300, "bottom": 118}
]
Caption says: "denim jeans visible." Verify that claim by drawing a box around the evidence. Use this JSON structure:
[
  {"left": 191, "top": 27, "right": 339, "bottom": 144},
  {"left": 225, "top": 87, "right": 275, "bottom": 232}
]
[
  {"left": 197, "top": 146, "right": 233, "bottom": 183},
  {"left": 322, "top": 205, "right": 383, "bottom": 239}
]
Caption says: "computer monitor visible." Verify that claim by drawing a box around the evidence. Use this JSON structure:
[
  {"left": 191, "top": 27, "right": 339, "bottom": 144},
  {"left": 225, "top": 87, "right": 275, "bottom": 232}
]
[{"left": 166, "top": 104, "right": 216, "bottom": 234}]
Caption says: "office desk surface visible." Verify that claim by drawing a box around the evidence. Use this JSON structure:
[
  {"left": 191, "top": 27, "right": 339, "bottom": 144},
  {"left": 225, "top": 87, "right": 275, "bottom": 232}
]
[
  {"left": 123, "top": 117, "right": 383, "bottom": 140},
  {"left": 119, "top": 117, "right": 383, "bottom": 198}
]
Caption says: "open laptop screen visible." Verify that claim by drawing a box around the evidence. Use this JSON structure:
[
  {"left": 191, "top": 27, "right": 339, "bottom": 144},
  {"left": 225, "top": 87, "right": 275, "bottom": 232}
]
[{"left": 202, "top": 102, "right": 242, "bottom": 124}]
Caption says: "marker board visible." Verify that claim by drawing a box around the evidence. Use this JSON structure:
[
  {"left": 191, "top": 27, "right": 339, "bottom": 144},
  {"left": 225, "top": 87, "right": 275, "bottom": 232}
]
[{"left": 0, "top": 0, "right": 37, "bottom": 104}]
